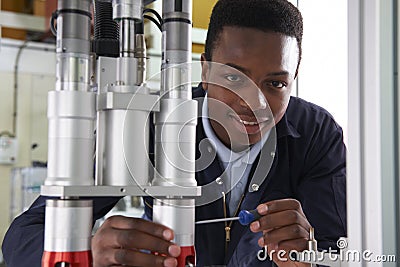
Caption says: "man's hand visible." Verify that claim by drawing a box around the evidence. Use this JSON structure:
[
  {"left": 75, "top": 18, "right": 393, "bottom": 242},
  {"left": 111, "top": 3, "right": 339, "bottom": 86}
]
[
  {"left": 250, "top": 198, "right": 311, "bottom": 267},
  {"left": 92, "top": 215, "right": 181, "bottom": 267}
]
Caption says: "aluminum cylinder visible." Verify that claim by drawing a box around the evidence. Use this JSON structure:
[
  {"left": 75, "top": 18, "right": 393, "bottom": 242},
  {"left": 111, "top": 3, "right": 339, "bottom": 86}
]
[
  {"left": 163, "top": 25, "right": 191, "bottom": 55},
  {"left": 153, "top": 199, "right": 195, "bottom": 246},
  {"left": 56, "top": 53, "right": 91, "bottom": 91},
  {"left": 57, "top": 0, "right": 91, "bottom": 54},
  {"left": 154, "top": 0, "right": 196, "bottom": 187},
  {"left": 161, "top": 63, "right": 192, "bottom": 99},
  {"left": 162, "top": 0, "right": 192, "bottom": 18},
  {"left": 98, "top": 109, "right": 149, "bottom": 186},
  {"left": 161, "top": 0, "right": 192, "bottom": 99},
  {"left": 153, "top": 98, "right": 197, "bottom": 187},
  {"left": 153, "top": 1, "right": 196, "bottom": 260},
  {"left": 112, "top": 0, "right": 142, "bottom": 21},
  {"left": 44, "top": 199, "right": 93, "bottom": 252},
  {"left": 119, "top": 19, "right": 136, "bottom": 57},
  {"left": 46, "top": 90, "right": 96, "bottom": 186},
  {"left": 56, "top": 0, "right": 91, "bottom": 92}
]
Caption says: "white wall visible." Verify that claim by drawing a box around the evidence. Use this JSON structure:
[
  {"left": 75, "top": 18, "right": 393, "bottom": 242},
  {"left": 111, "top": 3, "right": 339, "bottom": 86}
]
[{"left": 0, "top": 39, "right": 55, "bottom": 250}]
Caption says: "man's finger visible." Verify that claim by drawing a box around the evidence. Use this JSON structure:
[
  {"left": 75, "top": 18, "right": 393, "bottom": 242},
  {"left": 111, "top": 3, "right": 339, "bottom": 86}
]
[
  {"left": 103, "top": 227, "right": 180, "bottom": 257},
  {"left": 104, "top": 216, "right": 174, "bottom": 240},
  {"left": 99, "top": 248, "right": 177, "bottom": 267},
  {"left": 251, "top": 209, "right": 310, "bottom": 232},
  {"left": 256, "top": 198, "right": 303, "bottom": 216}
]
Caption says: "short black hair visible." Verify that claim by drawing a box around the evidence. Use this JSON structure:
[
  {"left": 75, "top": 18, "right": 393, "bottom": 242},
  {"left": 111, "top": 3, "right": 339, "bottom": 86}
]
[{"left": 204, "top": 0, "right": 303, "bottom": 68}]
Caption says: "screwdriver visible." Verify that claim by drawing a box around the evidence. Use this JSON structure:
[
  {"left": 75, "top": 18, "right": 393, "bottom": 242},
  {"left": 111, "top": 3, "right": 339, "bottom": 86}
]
[{"left": 195, "top": 209, "right": 262, "bottom": 226}]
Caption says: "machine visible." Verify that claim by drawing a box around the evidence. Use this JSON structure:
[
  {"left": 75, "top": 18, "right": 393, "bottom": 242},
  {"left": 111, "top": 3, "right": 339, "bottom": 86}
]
[
  {"left": 40, "top": 1, "right": 347, "bottom": 266},
  {"left": 41, "top": 0, "right": 199, "bottom": 266}
]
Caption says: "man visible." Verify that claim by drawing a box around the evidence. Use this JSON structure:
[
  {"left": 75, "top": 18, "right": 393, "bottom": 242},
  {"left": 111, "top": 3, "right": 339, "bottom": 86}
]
[{"left": 2, "top": 0, "right": 346, "bottom": 266}]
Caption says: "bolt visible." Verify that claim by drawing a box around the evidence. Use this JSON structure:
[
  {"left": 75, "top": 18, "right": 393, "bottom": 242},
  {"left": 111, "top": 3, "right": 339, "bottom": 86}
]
[
  {"left": 251, "top": 184, "right": 259, "bottom": 191},
  {"left": 216, "top": 177, "right": 223, "bottom": 185}
]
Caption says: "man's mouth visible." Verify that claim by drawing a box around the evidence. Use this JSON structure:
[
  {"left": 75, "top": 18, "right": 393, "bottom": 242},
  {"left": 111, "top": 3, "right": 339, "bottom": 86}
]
[
  {"left": 238, "top": 118, "right": 260, "bottom": 125},
  {"left": 230, "top": 115, "right": 270, "bottom": 135}
]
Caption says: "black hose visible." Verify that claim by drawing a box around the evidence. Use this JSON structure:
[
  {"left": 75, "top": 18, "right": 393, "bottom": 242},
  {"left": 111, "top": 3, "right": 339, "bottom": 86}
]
[
  {"left": 143, "top": 8, "right": 163, "bottom": 32},
  {"left": 143, "top": 15, "right": 162, "bottom": 31},
  {"left": 143, "top": 8, "right": 163, "bottom": 25},
  {"left": 92, "top": 0, "right": 119, "bottom": 57},
  {"left": 50, "top": 11, "right": 58, "bottom": 36}
]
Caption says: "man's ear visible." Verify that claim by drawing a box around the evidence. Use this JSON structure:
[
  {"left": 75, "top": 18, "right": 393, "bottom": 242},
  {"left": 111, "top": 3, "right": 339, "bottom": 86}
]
[{"left": 200, "top": 53, "right": 209, "bottom": 90}]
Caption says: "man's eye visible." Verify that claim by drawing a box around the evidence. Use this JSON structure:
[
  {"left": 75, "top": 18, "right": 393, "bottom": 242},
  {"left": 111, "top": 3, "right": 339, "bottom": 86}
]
[
  {"left": 269, "top": 81, "right": 286, "bottom": 88},
  {"left": 225, "top": 74, "right": 242, "bottom": 82}
]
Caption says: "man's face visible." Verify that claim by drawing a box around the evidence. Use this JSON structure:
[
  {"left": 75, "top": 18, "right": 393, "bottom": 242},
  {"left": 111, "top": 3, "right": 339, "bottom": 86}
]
[{"left": 201, "top": 26, "right": 299, "bottom": 151}]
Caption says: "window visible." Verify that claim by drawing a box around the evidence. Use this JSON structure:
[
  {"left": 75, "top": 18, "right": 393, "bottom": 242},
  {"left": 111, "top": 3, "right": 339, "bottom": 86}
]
[{"left": 297, "top": 0, "right": 348, "bottom": 142}]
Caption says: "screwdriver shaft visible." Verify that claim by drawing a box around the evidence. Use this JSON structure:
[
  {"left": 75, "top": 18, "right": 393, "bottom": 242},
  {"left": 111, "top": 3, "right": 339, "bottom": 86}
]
[{"left": 195, "top": 217, "right": 240, "bottom": 225}]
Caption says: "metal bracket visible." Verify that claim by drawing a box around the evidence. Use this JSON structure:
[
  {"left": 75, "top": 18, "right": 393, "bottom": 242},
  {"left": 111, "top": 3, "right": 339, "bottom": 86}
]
[{"left": 41, "top": 185, "right": 201, "bottom": 198}]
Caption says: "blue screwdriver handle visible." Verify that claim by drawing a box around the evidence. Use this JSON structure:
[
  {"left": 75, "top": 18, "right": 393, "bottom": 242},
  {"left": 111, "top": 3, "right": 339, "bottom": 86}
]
[{"left": 238, "top": 209, "right": 262, "bottom": 225}]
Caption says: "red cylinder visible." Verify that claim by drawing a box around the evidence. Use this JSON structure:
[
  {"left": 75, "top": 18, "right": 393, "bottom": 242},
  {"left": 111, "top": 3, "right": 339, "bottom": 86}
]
[
  {"left": 42, "top": 251, "right": 92, "bottom": 267},
  {"left": 177, "top": 246, "right": 196, "bottom": 267}
]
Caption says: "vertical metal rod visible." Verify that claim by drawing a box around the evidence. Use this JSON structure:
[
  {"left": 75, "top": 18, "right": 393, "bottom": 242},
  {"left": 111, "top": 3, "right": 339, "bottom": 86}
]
[
  {"left": 393, "top": 0, "right": 400, "bottom": 260},
  {"left": 119, "top": 19, "right": 136, "bottom": 58}
]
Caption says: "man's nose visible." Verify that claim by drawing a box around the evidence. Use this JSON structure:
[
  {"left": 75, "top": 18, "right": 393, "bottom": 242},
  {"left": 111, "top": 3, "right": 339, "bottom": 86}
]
[{"left": 238, "top": 86, "right": 267, "bottom": 111}]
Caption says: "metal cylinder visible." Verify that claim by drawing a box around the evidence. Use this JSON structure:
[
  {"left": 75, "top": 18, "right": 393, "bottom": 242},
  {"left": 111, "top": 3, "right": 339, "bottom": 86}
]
[
  {"left": 98, "top": 108, "right": 150, "bottom": 186},
  {"left": 46, "top": 90, "right": 96, "bottom": 186},
  {"left": 153, "top": 199, "right": 195, "bottom": 246},
  {"left": 153, "top": 99, "right": 197, "bottom": 187},
  {"left": 153, "top": 2, "right": 197, "bottom": 266},
  {"left": 154, "top": 0, "right": 196, "bottom": 187},
  {"left": 119, "top": 19, "right": 136, "bottom": 57},
  {"left": 162, "top": 64, "right": 191, "bottom": 99},
  {"left": 56, "top": 53, "right": 91, "bottom": 91},
  {"left": 161, "top": 0, "right": 192, "bottom": 99},
  {"left": 44, "top": 199, "right": 93, "bottom": 252},
  {"left": 56, "top": 0, "right": 92, "bottom": 92},
  {"left": 112, "top": 0, "right": 143, "bottom": 21}
]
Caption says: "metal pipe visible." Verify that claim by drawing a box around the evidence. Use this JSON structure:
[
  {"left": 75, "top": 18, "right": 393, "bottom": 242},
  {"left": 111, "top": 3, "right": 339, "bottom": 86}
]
[{"left": 119, "top": 19, "right": 136, "bottom": 57}]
